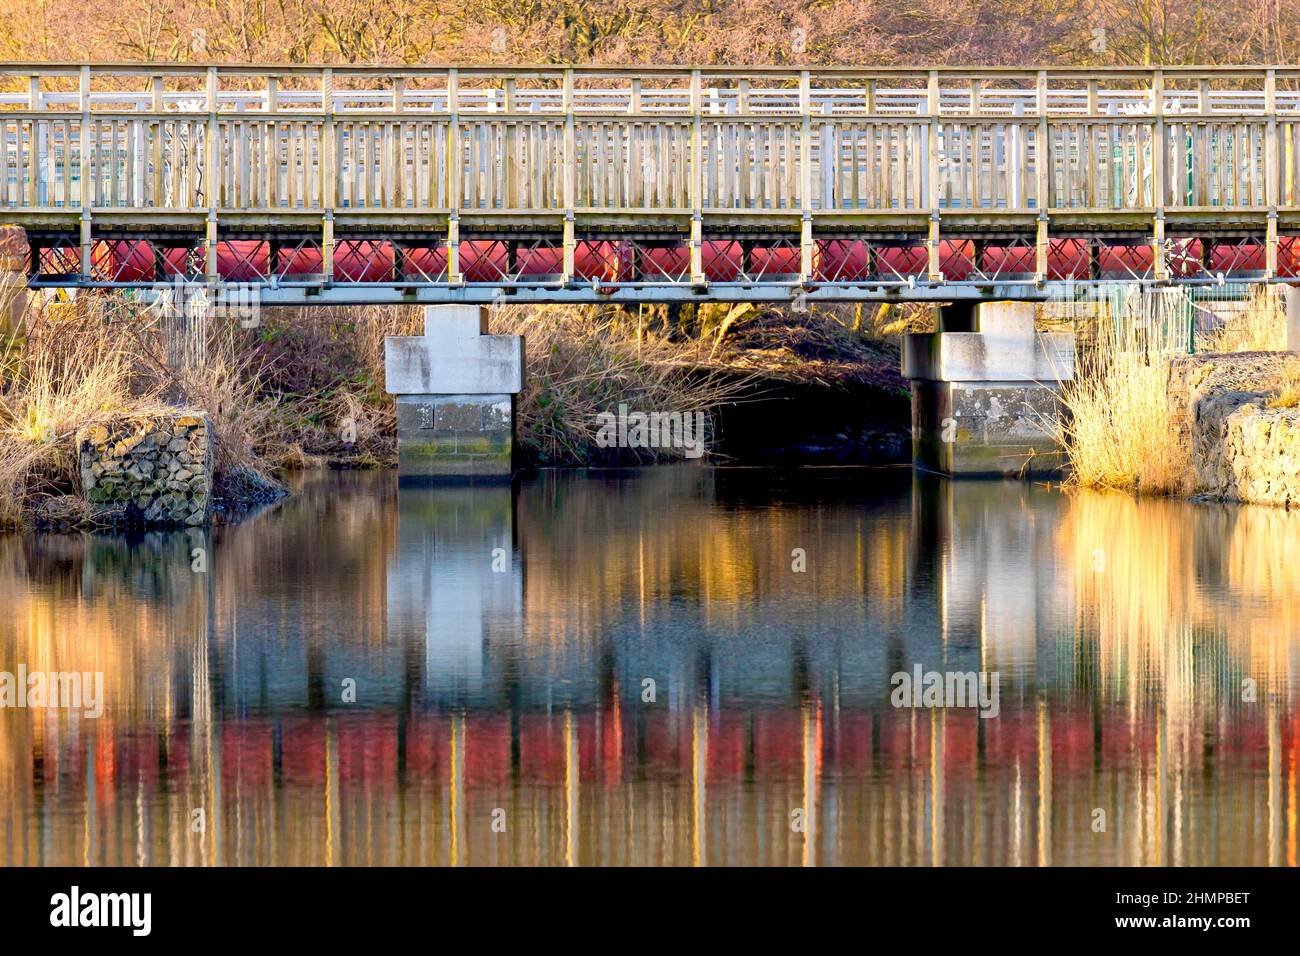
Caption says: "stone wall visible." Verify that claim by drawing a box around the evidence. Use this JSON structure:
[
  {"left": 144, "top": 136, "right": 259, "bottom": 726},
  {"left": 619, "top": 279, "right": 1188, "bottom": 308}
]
[
  {"left": 77, "top": 413, "right": 213, "bottom": 525},
  {"left": 1167, "top": 352, "right": 1300, "bottom": 506}
]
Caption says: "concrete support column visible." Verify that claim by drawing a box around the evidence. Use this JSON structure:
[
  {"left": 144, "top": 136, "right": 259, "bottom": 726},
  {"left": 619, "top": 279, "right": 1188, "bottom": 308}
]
[
  {"left": 903, "top": 301, "right": 1074, "bottom": 477},
  {"left": 385, "top": 305, "right": 525, "bottom": 483},
  {"left": 1285, "top": 285, "right": 1300, "bottom": 352}
]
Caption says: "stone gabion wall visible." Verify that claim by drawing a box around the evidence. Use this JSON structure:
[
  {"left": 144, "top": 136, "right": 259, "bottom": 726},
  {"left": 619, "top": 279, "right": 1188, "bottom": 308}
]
[
  {"left": 1197, "top": 394, "right": 1300, "bottom": 505},
  {"left": 1167, "top": 353, "right": 1300, "bottom": 506},
  {"left": 78, "top": 414, "right": 213, "bottom": 525}
]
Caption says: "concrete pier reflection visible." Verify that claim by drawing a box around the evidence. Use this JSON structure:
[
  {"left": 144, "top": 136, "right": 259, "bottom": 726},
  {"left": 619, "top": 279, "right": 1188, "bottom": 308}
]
[{"left": 386, "top": 483, "right": 522, "bottom": 700}]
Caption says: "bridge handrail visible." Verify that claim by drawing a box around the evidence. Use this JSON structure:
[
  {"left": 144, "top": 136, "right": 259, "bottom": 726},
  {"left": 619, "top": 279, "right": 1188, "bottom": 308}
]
[{"left": 0, "top": 62, "right": 1295, "bottom": 297}]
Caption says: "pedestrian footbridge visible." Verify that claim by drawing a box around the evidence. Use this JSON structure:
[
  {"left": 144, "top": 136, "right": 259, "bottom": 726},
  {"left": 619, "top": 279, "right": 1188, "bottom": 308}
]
[{"left": 3, "top": 63, "right": 1300, "bottom": 304}]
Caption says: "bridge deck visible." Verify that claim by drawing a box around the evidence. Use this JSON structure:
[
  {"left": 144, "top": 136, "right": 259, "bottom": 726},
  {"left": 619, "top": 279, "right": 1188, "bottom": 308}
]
[{"left": 4, "top": 64, "right": 1300, "bottom": 303}]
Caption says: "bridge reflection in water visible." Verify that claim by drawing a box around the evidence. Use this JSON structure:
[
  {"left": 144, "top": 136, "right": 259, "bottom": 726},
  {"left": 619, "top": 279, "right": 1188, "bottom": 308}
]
[{"left": 0, "top": 468, "right": 1297, "bottom": 866}]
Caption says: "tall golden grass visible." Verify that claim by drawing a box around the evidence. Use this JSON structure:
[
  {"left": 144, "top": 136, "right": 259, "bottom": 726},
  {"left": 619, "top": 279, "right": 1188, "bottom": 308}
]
[
  {"left": 1054, "top": 301, "right": 1189, "bottom": 494},
  {"left": 1204, "top": 285, "right": 1285, "bottom": 353}
]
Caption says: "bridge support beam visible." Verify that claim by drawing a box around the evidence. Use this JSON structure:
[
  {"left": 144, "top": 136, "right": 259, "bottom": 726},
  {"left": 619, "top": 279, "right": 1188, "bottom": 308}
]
[
  {"left": 903, "top": 301, "right": 1074, "bottom": 478},
  {"left": 384, "top": 305, "right": 525, "bottom": 483}
]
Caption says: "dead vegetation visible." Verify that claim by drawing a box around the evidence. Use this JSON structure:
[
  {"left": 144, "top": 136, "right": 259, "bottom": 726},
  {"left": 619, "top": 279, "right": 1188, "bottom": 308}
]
[
  {"left": 1053, "top": 304, "right": 1189, "bottom": 495},
  {"left": 0, "top": 290, "right": 904, "bottom": 525},
  {"left": 3, "top": 0, "right": 1297, "bottom": 67}
]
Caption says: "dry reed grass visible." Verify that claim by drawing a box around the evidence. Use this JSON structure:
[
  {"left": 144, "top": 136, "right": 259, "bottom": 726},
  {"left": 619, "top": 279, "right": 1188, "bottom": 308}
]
[
  {"left": 1204, "top": 285, "right": 1285, "bottom": 353},
  {"left": 496, "top": 303, "right": 756, "bottom": 464},
  {"left": 0, "top": 296, "right": 171, "bottom": 526},
  {"left": 1, "top": 293, "right": 892, "bottom": 523},
  {"left": 1054, "top": 305, "right": 1189, "bottom": 495},
  {"left": 0, "top": 294, "right": 279, "bottom": 527}
]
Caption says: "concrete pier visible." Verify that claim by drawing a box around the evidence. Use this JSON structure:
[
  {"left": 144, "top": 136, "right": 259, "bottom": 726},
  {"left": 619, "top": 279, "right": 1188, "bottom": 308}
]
[
  {"left": 1286, "top": 285, "right": 1300, "bottom": 351},
  {"left": 385, "top": 305, "right": 525, "bottom": 482},
  {"left": 903, "top": 301, "right": 1074, "bottom": 477}
]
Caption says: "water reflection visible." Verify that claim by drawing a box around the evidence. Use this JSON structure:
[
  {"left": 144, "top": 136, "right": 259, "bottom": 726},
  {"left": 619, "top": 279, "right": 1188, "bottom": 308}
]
[{"left": 0, "top": 468, "right": 1297, "bottom": 866}]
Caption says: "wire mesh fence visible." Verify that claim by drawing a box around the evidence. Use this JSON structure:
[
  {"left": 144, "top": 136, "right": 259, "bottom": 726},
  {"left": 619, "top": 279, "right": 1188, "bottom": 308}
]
[{"left": 1040, "top": 281, "right": 1285, "bottom": 355}]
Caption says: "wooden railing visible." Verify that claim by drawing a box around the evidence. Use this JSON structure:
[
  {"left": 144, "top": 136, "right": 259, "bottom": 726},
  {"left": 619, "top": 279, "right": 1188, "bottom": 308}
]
[{"left": 1, "top": 64, "right": 1299, "bottom": 292}]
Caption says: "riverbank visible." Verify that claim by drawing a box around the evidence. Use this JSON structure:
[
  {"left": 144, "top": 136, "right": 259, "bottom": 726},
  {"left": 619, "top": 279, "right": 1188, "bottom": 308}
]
[
  {"left": 0, "top": 291, "right": 911, "bottom": 529},
  {"left": 1054, "top": 287, "right": 1300, "bottom": 505}
]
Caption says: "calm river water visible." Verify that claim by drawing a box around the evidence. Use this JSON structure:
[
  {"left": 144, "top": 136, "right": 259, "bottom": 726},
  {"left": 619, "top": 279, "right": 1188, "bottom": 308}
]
[{"left": 1, "top": 467, "right": 1297, "bottom": 866}]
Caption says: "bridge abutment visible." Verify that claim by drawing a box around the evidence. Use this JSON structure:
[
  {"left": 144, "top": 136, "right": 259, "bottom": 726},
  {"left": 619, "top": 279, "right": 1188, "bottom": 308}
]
[
  {"left": 384, "top": 305, "right": 525, "bottom": 483},
  {"left": 904, "top": 302, "right": 1074, "bottom": 478}
]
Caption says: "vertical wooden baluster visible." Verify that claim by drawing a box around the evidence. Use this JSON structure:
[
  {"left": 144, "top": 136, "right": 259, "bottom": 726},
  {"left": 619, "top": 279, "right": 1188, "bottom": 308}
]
[
  {"left": 447, "top": 68, "right": 461, "bottom": 281},
  {"left": 895, "top": 123, "right": 905, "bottom": 210},
  {"left": 530, "top": 104, "right": 542, "bottom": 209},
  {"left": 970, "top": 79, "right": 981, "bottom": 208},
  {"left": 376, "top": 120, "right": 385, "bottom": 208},
  {"left": 1035, "top": 70, "right": 1049, "bottom": 279},
  {"left": 1111, "top": 114, "right": 1122, "bottom": 210},
  {"left": 203, "top": 67, "right": 219, "bottom": 280},
  {"left": 1152, "top": 69, "right": 1168, "bottom": 279},
  {"left": 147, "top": 75, "right": 163, "bottom": 209},
  {"left": 26, "top": 76, "right": 39, "bottom": 208},
  {"left": 5, "top": 119, "right": 14, "bottom": 207},
  {"left": 1267, "top": 69, "right": 1279, "bottom": 274},
  {"left": 870, "top": 124, "right": 879, "bottom": 209},
  {"left": 800, "top": 71, "right": 815, "bottom": 282},
  {"left": 321, "top": 68, "right": 335, "bottom": 279},
  {"left": 607, "top": 119, "right": 617, "bottom": 208},
  {"left": 1221, "top": 117, "right": 1231, "bottom": 212},
  {"left": 928, "top": 73, "right": 943, "bottom": 280},
  {"left": 506, "top": 77, "right": 518, "bottom": 209},
  {"left": 690, "top": 69, "right": 704, "bottom": 283},
  {"left": 127, "top": 114, "right": 138, "bottom": 207},
  {"left": 881, "top": 119, "right": 893, "bottom": 210},
  {"left": 1196, "top": 78, "right": 1210, "bottom": 207},
  {"left": 79, "top": 67, "right": 91, "bottom": 277},
  {"left": 382, "top": 115, "right": 394, "bottom": 211},
  {"left": 1292, "top": 120, "right": 1300, "bottom": 208},
  {"left": 1137, "top": 120, "right": 1146, "bottom": 209},
  {"left": 562, "top": 68, "right": 575, "bottom": 282},
  {"left": 393, "top": 76, "right": 406, "bottom": 209},
  {"left": 12, "top": 116, "right": 22, "bottom": 209},
  {"left": 266, "top": 77, "right": 278, "bottom": 209}
]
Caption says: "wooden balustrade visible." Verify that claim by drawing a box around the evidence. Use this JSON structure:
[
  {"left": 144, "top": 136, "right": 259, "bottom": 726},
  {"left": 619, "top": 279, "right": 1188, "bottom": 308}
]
[{"left": 1, "top": 64, "right": 1298, "bottom": 295}]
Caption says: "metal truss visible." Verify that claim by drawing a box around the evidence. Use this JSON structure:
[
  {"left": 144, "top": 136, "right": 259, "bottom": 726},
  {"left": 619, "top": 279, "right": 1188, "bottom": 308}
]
[{"left": 21, "top": 229, "right": 1299, "bottom": 303}]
